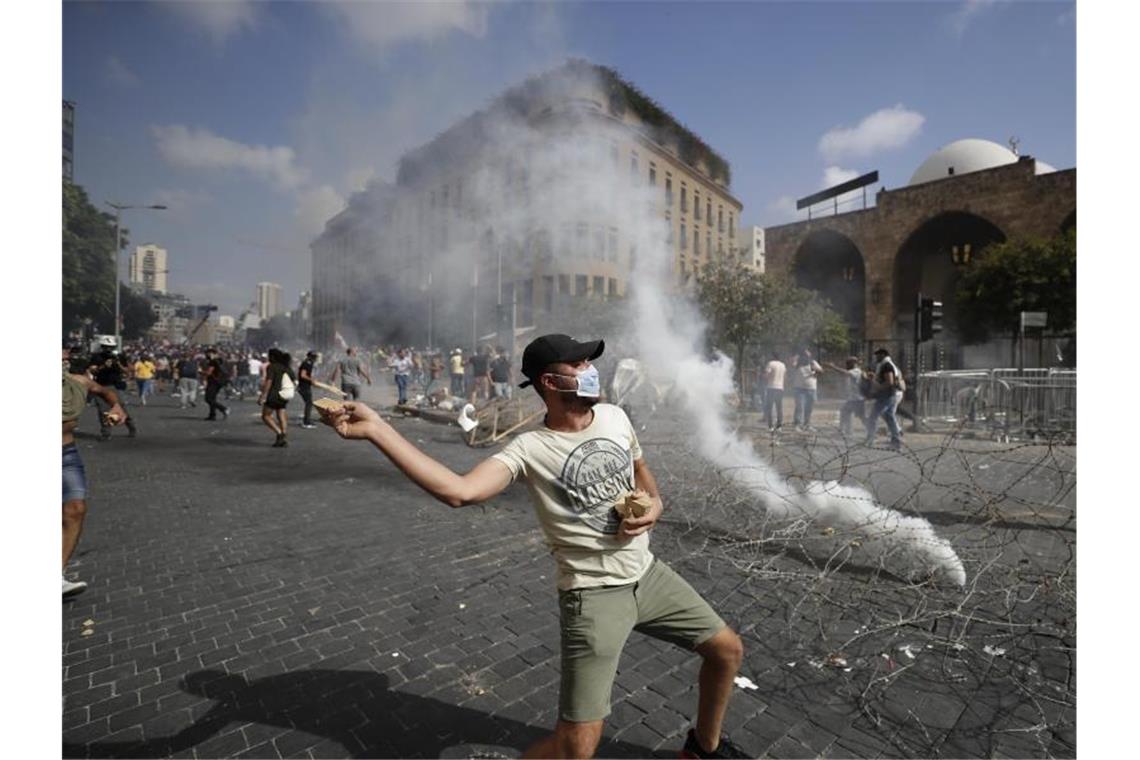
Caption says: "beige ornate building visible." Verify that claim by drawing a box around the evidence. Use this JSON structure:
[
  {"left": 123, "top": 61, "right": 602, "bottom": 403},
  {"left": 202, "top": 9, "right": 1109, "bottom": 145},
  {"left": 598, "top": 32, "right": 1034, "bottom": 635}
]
[{"left": 311, "top": 60, "right": 742, "bottom": 349}]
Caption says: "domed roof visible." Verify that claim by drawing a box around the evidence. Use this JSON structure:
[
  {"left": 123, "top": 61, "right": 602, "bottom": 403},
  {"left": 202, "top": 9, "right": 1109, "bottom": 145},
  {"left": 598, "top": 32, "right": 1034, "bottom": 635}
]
[
  {"left": 909, "top": 138, "right": 1019, "bottom": 186},
  {"left": 1035, "top": 160, "right": 1057, "bottom": 175}
]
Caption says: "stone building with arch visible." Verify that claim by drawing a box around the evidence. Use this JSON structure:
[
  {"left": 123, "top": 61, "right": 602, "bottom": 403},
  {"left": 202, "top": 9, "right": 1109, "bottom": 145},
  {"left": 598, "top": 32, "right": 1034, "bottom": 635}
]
[{"left": 764, "top": 139, "right": 1075, "bottom": 366}]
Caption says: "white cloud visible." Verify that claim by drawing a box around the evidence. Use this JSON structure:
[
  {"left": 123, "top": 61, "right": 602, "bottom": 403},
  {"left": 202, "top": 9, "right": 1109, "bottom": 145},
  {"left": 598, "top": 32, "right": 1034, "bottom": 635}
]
[
  {"left": 324, "top": 0, "right": 489, "bottom": 54},
  {"left": 149, "top": 188, "right": 213, "bottom": 222},
  {"left": 818, "top": 104, "right": 925, "bottom": 161},
  {"left": 159, "top": 0, "right": 260, "bottom": 45},
  {"left": 104, "top": 56, "right": 140, "bottom": 87},
  {"left": 821, "top": 166, "right": 859, "bottom": 188},
  {"left": 152, "top": 125, "right": 307, "bottom": 190},
  {"left": 294, "top": 185, "right": 345, "bottom": 238},
  {"left": 947, "top": 0, "right": 997, "bottom": 37}
]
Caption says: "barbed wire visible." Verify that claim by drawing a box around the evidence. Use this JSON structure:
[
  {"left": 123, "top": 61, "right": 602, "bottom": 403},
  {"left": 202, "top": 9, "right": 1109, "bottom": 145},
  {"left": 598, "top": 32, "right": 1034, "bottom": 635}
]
[{"left": 642, "top": 411, "right": 1075, "bottom": 758}]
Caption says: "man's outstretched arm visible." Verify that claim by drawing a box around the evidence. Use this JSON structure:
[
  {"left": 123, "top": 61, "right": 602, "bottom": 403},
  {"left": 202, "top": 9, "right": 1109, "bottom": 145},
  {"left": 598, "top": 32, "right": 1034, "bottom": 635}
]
[{"left": 321, "top": 401, "right": 511, "bottom": 508}]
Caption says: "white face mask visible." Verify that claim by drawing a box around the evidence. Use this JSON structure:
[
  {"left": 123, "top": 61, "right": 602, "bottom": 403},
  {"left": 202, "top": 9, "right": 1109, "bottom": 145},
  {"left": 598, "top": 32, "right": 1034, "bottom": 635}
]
[{"left": 549, "top": 364, "right": 601, "bottom": 398}]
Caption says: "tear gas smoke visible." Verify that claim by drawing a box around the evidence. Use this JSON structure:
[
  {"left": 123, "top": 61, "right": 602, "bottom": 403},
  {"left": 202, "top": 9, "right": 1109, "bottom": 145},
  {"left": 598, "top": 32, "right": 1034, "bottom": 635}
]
[{"left": 373, "top": 63, "right": 966, "bottom": 585}]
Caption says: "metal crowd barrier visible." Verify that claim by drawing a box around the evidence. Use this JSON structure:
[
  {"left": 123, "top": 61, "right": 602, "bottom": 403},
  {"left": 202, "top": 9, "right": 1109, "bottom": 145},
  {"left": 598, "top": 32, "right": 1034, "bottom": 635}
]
[{"left": 915, "top": 368, "right": 1076, "bottom": 439}]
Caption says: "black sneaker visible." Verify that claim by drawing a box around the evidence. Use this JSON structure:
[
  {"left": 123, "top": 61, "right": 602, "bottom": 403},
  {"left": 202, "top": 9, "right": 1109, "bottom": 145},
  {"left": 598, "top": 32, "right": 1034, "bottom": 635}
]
[{"left": 679, "top": 729, "right": 752, "bottom": 759}]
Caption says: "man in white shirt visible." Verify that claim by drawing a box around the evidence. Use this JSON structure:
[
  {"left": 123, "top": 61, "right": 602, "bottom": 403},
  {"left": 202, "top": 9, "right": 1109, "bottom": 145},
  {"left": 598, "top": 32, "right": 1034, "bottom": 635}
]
[
  {"left": 246, "top": 354, "right": 263, "bottom": 398},
  {"left": 320, "top": 334, "right": 747, "bottom": 759},
  {"left": 791, "top": 348, "right": 823, "bottom": 431},
  {"left": 864, "top": 347, "right": 903, "bottom": 450},
  {"left": 762, "top": 351, "right": 787, "bottom": 431}
]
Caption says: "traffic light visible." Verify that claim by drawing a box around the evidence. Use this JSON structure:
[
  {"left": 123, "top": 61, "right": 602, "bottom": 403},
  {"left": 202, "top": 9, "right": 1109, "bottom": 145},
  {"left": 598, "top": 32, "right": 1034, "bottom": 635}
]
[{"left": 919, "top": 298, "right": 943, "bottom": 341}]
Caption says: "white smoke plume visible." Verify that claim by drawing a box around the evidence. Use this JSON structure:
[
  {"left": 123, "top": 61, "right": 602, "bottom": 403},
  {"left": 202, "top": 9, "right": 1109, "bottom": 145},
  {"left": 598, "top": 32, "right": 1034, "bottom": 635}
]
[
  {"left": 358, "top": 62, "right": 965, "bottom": 585},
  {"left": 621, "top": 175, "right": 966, "bottom": 587}
]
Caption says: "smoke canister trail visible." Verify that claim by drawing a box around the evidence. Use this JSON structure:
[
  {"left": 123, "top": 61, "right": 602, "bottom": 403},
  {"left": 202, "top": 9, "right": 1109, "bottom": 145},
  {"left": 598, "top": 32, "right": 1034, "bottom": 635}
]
[{"left": 627, "top": 226, "right": 966, "bottom": 587}]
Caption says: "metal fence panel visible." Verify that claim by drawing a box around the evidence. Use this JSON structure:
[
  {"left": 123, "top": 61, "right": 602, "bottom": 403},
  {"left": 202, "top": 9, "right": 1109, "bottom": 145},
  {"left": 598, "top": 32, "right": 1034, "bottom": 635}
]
[{"left": 916, "top": 369, "right": 1076, "bottom": 438}]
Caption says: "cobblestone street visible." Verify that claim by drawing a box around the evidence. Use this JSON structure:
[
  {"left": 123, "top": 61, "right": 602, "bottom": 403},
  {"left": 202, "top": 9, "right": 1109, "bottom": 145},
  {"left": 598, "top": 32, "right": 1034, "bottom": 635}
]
[{"left": 61, "top": 387, "right": 1075, "bottom": 758}]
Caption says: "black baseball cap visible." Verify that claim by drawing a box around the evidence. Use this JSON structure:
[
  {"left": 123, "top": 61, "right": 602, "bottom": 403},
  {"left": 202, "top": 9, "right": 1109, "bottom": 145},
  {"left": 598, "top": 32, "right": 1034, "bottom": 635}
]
[
  {"left": 519, "top": 334, "right": 605, "bottom": 388},
  {"left": 873, "top": 347, "right": 890, "bottom": 356}
]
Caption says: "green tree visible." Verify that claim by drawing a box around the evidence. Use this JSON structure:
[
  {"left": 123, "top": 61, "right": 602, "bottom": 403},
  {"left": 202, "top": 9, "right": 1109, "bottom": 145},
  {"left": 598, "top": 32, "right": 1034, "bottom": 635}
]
[
  {"left": 62, "top": 180, "right": 155, "bottom": 339},
  {"left": 956, "top": 229, "right": 1076, "bottom": 348},
  {"left": 696, "top": 261, "right": 849, "bottom": 389}
]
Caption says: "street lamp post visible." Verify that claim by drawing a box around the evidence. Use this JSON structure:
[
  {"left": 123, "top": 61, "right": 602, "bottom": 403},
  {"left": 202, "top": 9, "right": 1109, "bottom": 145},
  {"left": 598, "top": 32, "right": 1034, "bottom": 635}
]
[{"left": 106, "top": 202, "right": 166, "bottom": 349}]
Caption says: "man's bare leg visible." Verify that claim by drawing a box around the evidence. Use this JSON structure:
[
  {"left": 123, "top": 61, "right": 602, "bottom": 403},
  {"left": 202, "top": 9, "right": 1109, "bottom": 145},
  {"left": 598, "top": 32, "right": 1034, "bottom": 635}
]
[
  {"left": 522, "top": 719, "right": 605, "bottom": 759},
  {"left": 63, "top": 499, "right": 87, "bottom": 570},
  {"left": 693, "top": 626, "right": 744, "bottom": 752}
]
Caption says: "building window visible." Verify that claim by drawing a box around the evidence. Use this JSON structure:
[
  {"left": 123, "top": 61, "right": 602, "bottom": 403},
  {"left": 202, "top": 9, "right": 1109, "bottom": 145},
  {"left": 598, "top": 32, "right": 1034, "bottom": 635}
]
[
  {"left": 543, "top": 275, "right": 555, "bottom": 312},
  {"left": 694, "top": 229, "right": 700, "bottom": 256},
  {"left": 576, "top": 223, "right": 589, "bottom": 257},
  {"left": 680, "top": 222, "right": 688, "bottom": 250},
  {"left": 729, "top": 214, "right": 734, "bottom": 238},
  {"left": 593, "top": 227, "right": 605, "bottom": 260},
  {"left": 681, "top": 185, "right": 688, "bottom": 214},
  {"left": 706, "top": 232, "right": 711, "bottom": 258},
  {"left": 630, "top": 155, "right": 639, "bottom": 182},
  {"left": 593, "top": 275, "right": 605, "bottom": 298},
  {"left": 608, "top": 278, "right": 618, "bottom": 297},
  {"left": 706, "top": 201, "right": 712, "bottom": 224},
  {"left": 559, "top": 274, "right": 571, "bottom": 294},
  {"left": 576, "top": 274, "right": 588, "bottom": 296},
  {"left": 665, "top": 175, "right": 673, "bottom": 207},
  {"left": 649, "top": 163, "right": 657, "bottom": 186},
  {"left": 607, "top": 227, "right": 619, "bottom": 262},
  {"left": 666, "top": 216, "right": 674, "bottom": 247},
  {"left": 694, "top": 192, "right": 701, "bottom": 221},
  {"left": 718, "top": 206, "right": 723, "bottom": 232}
]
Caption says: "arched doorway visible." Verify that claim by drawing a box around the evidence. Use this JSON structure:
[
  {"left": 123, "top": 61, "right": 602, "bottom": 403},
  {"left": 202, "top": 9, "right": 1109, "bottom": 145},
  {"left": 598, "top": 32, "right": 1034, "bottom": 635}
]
[
  {"left": 893, "top": 211, "right": 1006, "bottom": 337},
  {"left": 793, "top": 229, "right": 866, "bottom": 341}
]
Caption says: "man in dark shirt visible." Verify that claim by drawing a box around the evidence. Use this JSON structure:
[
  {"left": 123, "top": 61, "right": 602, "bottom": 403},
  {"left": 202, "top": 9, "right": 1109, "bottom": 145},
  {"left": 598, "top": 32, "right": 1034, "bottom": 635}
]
[
  {"left": 90, "top": 350, "right": 137, "bottom": 439},
  {"left": 469, "top": 346, "right": 491, "bottom": 402},
  {"left": 490, "top": 346, "right": 512, "bottom": 399},
  {"left": 175, "top": 353, "right": 199, "bottom": 409},
  {"left": 203, "top": 347, "right": 230, "bottom": 421},
  {"left": 298, "top": 350, "right": 317, "bottom": 429}
]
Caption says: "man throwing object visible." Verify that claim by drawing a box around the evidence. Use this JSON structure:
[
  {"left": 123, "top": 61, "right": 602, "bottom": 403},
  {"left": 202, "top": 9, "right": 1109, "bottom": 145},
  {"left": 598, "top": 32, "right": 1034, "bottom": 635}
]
[{"left": 320, "top": 334, "right": 746, "bottom": 759}]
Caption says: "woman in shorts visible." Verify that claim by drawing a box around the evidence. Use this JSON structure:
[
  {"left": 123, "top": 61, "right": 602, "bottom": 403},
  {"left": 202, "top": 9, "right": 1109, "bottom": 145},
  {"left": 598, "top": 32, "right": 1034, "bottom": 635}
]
[{"left": 258, "top": 349, "right": 297, "bottom": 447}]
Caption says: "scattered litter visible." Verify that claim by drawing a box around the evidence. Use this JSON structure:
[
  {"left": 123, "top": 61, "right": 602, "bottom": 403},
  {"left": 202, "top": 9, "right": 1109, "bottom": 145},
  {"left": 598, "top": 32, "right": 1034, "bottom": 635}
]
[
  {"left": 459, "top": 603, "right": 467, "bottom": 610},
  {"left": 977, "top": 464, "right": 990, "bottom": 470},
  {"left": 391, "top": 652, "right": 401, "bottom": 658},
  {"left": 81, "top": 629, "right": 94, "bottom": 637},
  {"left": 83, "top": 619, "right": 95, "bottom": 627},
  {"left": 820, "top": 526, "right": 835, "bottom": 536},
  {"left": 787, "top": 662, "right": 797, "bottom": 668},
  {"left": 983, "top": 644, "right": 1007, "bottom": 657},
  {"left": 733, "top": 676, "right": 759, "bottom": 690},
  {"left": 308, "top": 607, "right": 320, "bottom": 615},
  {"left": 897, "top": 644, "right": 918, "bottom": 660},
  {"left": 825, "top": 654, "right": 848, "bottom": 668}
]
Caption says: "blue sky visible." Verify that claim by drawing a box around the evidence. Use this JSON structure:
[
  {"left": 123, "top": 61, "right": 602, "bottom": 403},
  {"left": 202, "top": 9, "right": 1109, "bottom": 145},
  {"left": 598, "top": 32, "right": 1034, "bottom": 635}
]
[{"left": 62, "top": 0, "right": 1076, "bottom": 318}]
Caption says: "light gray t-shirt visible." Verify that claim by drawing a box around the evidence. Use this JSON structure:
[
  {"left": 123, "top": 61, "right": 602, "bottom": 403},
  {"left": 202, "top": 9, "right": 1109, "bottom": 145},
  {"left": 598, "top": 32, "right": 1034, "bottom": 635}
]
[
  {"left": 338, "top": 357, "right": 364, "bottom": 385},
  {"left": 491, "top": 403, "right": 651, "bottom": 591},
  {"left": 792, "top": 360, "right": 823, "bottom": 391}
]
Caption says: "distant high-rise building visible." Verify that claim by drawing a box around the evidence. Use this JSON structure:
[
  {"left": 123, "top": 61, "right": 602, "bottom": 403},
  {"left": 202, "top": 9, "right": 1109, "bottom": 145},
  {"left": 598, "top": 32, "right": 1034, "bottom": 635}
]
[
  {"left": 63, "top": 100, "right": 76, "bottom": 180},
  {"left": 257, "top": 282, "right": 283, "bottom": 321},
  {"left": 129, "top": 244, "right": 168, "bottom": 293},
  {"left": 737, "top": 226, "right": 766, "bottom": 272}
]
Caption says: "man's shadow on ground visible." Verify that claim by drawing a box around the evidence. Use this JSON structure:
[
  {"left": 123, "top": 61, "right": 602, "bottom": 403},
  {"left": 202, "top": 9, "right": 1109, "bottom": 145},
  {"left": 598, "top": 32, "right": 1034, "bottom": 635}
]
[{"left": 63, "top": 668, "right": 661, "bottom": 759}]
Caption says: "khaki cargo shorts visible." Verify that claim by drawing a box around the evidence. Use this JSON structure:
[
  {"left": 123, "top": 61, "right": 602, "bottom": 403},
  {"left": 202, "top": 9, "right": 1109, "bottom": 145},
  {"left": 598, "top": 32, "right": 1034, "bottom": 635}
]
[{"left": 557, "top": 558, "right": 726, "bottom": 723}]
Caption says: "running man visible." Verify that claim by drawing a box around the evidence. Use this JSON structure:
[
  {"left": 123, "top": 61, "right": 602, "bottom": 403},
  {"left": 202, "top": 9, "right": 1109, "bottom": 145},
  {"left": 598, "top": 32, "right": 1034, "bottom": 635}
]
[{"left": 320, "top": 334, "right": 747, "bottom": 759}]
